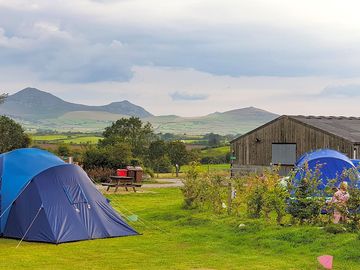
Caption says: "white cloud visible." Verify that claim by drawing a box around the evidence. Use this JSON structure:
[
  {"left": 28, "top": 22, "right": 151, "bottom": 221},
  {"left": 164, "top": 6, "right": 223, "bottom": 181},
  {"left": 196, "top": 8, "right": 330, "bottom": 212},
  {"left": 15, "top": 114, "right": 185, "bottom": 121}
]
[
  {"left": 0, "top": 28, "right": 32, "bottom": 49},
  {"left": 170, "top": 91, "right": 209, "bottom": 101},
  {"left": 1, "top": 0, "right": 360, "bottom": 83},
  {"left": 318, "top": 85, "right": 360, "bottom": 98},
  {"left": 0, "top": 1, "right": 360, "bottom": 116},
  {"left": 2, "top": 66, "right": 360, "bottom": 117}
]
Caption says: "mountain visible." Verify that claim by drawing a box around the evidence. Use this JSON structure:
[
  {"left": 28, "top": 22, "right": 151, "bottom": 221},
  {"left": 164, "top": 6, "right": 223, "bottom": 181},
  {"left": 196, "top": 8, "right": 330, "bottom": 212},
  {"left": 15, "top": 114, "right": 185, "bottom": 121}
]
[
  {"left": 0, "top": 87, "right": 278, "bottom": 134},
  {"left": 144, "top": 107, "right": 278, "bottom": 135},
  {"left": 0, "top": 87, "right": 152, "bottom": 120}
]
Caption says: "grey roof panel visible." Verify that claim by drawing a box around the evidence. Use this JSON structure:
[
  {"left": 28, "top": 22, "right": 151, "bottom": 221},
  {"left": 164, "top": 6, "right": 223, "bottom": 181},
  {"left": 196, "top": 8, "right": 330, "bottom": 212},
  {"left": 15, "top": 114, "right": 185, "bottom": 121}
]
[{"left": 289, "top": 115, "right": 360, "bottom": 143}]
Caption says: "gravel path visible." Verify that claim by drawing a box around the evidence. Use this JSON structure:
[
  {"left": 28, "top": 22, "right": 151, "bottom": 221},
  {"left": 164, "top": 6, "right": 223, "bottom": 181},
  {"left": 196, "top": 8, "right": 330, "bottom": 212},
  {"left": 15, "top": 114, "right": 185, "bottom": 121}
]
[
  {"left": 96, "top": 178, "right": 183, "bottom": 192},
  {"left": 142, "top": 178, "right": 183, "bottom": 188}
]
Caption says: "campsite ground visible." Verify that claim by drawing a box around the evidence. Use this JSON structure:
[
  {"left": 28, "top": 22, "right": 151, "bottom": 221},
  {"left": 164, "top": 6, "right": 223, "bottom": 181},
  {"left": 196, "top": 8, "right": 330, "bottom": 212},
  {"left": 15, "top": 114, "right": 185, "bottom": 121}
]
[{"left": 0, "top": 188, "right": 359, "bottom": 270}]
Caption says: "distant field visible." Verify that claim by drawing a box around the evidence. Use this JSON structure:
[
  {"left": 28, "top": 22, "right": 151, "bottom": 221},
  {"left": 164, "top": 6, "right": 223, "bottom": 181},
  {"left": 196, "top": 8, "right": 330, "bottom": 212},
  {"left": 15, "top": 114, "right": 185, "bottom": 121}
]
[
  {"left": 31, "top": 134, "right": 102, "bottom": 145},
  {"left": 200, "top": 146, "right": 230, "bottom": 158},
  {"left": 181, "top": 139, "right": 207, "bottom": 144},
  {"left": 61, "top": 136, "right": 102, "bottom": 144},
  {"left": 31, "top": 135, "right": 69, "bottom": 141},
  {"left": 182, "top": 163, "right": 230, "bottom": 173}
]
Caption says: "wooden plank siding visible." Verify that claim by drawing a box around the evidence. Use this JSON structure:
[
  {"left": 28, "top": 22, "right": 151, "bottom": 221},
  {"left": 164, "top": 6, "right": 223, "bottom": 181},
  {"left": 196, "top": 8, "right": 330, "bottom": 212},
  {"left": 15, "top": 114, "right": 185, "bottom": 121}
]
[{"left": 231, "top": 116, "right": 355, "bottom": 166}]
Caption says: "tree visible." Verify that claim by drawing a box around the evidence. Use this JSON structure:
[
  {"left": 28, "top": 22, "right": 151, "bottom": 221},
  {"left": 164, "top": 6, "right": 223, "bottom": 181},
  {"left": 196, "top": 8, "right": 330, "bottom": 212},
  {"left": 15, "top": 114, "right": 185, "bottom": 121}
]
[
  {"left": 148, "top": 140, "right": 167, "bottom": 161},
  {"left": 101, "top": 117, "right": 155, "bottom": 158},
  {"left": 188, "top": 149, "right": 201, "bottom": 163},
  {"left": 56, "top": 144, "right": 71, "bottom": 157},
  {"left": 205, "top": 133, "right": 222, "bottom": 147},
  {"left": 167, "top": 141, "right": 189, "bottom": 176},
  {"left": 0, "top": 116, "right": 31, "bottom": 153},
  {"left": 0, "top": 93, "right": 7, "bottom": 104},
  {"left": 148, "top": 140, "right": 172, "bottom": 174},
  {"left": 160, "top": 133, "right": 178, "bottom": 141},
  {"left": 152, "top": 156, "right": 172, "bottom": 174},
  {"left": 82, "top": 143, "right": 132, "bottom": 170}
]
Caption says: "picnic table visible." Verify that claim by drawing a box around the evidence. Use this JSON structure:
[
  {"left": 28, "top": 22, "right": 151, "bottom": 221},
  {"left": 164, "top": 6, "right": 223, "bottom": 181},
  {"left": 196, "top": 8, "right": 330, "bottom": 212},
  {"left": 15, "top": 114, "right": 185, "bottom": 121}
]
[{"left": 102, "top": 175, "right": 142, "bottom": 192}]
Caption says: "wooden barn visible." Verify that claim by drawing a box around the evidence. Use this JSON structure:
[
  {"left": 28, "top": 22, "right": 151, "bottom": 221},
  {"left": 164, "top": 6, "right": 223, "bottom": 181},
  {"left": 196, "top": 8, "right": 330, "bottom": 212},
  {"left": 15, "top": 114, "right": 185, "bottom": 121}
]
[{"left": 230, "top": 115, "right": 360, "bottom": 175}]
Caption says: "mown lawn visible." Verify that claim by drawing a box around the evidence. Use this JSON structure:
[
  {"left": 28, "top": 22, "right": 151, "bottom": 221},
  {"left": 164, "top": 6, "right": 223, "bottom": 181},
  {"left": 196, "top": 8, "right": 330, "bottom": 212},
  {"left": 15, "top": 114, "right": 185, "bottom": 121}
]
[
  {"left": 182, "top": 163, "right": 230, "bottom": 173},
  {"left": 0, "top": 188, "right": 359, "bottom": 269}
]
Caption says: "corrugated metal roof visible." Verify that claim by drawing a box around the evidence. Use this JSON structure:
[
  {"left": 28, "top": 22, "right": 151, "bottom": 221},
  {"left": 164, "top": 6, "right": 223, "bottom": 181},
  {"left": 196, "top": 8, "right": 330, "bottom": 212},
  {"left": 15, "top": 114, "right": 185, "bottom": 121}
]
[{"left": 289, "top": 115, "right": 360, "bottom": 143}]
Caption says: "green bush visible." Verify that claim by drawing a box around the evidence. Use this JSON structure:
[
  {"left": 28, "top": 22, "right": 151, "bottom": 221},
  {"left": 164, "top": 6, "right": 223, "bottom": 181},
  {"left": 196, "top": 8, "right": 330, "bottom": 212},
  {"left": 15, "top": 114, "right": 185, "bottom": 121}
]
[
  {"left": 143, "top": 167, "right": 155, "bottom": 178},
  {"left": 287, "top": 162, "right": 326, "bottom": 224},
  {"left": 236, "top": 168, "right": 288, "bottom": 223},
  {"left": 181, "top": 162, "right": 202, "bottom": 209},
  {"left": 324, "top": 224, "right": 347, "bottom": 234},
  {"left": 82, "top": 143, "right": 132, "bottom": 169},
  {"left": 181, "top": 164, "right": 288, "bottom": 222},
  {"left": 56, "top": 144, "right": 71, "bottom": 157},
  {"left": 181, "top": 162, "right": 227, "bottom": 212},
  {"left": 343, "top": 168, "right": 360, "bottom": 231},
  {"left": 85, "top": 167, "right": 114, "bottom": 183},
  {"left": 200, "top": 155, "right": 228, "bottom": 164},
  {"left": 180, "top": 158, "right": 360, "bottom": 234},
  {"left": 0, "top": 116, "right": 30, "bottom": 153},
  {"left": 152, "top": 156, "right": 173, "bottom": 173}
]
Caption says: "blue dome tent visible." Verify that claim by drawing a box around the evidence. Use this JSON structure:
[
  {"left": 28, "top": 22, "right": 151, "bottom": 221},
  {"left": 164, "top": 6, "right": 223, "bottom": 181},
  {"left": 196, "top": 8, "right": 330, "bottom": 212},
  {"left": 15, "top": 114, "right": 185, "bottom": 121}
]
[
  {"left": 0, "top": 148, "right": 137, "bottom": 243},
  {"left": 294, "top": 149, "right": 359, "bottom": 189},
  {"left": 351, "top": 159, "right": 360, "bottom": 169}
]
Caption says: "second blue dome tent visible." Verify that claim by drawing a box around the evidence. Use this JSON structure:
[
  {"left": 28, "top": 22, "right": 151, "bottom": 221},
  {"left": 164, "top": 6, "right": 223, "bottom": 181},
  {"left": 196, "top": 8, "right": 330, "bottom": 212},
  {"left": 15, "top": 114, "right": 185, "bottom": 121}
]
[{"left": 293, "top": 149, "right": 360, "bottom": 190}]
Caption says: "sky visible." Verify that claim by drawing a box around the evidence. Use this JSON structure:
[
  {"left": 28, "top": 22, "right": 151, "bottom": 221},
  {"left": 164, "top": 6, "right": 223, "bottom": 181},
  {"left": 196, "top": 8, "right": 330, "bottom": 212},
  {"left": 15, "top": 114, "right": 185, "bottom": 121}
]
[{"left": 1, "top": 0, "right": 360, "bottom": 116}]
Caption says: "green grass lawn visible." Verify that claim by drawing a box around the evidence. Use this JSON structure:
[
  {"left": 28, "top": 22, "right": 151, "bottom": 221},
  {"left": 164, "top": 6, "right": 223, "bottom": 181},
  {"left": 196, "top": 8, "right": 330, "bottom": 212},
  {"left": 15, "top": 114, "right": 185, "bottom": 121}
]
[
  {"left": 1, "top": 188, "right": 359, "bottom": 269},
  {"left": 182, "top": 163, "right": 230, "bottom": 173}
]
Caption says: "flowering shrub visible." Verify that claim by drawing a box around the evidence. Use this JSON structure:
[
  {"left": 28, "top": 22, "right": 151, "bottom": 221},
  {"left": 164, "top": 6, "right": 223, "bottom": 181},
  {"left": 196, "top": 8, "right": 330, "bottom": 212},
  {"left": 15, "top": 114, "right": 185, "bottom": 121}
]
[
  {"left": 181, "top": 162, "right": 202, "bottom": 209},
  {"left": 181, "top": 162, "right": 360, "bottom": 229},
  {"left": 182, "top": 164, "right": 288, "bottom": 223},
  {"left": 341, "top": 167, "right": 360, "bottom": 231},
  {"left": 231, "top": 168, "right": 288, "bottom": 223},
  {"left": 286, "top": 162, "right": 326, "bottom": 224},
  {"left": 181, "top": 162, "right": 227, "bottom": 212}
]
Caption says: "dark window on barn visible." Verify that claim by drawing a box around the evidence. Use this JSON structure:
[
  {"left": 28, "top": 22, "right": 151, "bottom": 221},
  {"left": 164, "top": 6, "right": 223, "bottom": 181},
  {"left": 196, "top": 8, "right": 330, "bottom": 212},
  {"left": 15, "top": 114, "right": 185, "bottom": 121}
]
[{"left": 271, "top": 143, "right": 296, "bottom": 165}]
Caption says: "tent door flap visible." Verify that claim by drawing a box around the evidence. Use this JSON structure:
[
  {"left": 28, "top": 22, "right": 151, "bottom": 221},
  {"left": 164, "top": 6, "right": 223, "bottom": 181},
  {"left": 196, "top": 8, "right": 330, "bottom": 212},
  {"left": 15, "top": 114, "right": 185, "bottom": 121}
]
[{"left": 63, "top": 184, "right": 87, "bottom": 205}]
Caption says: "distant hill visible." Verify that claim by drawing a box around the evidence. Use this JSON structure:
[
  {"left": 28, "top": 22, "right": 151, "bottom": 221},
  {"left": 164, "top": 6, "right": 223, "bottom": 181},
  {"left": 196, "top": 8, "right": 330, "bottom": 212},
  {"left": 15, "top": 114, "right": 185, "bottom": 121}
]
[
  {"left": 51, "top": 107, "right": 277, "bottom": 134},
  {"left": 0, "top": 87, "right": 152, "bottom": 119},
  {"left": 144, "top": 107, "right": 279, "bottom": 135},
  {"left": 0, "top": 87, "right": 278, "bottom": 134}
]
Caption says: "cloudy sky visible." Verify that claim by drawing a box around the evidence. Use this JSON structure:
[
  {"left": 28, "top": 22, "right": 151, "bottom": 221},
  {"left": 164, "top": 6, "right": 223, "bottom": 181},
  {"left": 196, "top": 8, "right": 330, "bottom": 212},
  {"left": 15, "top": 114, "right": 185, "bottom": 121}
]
[{"left": 1, "top": 0, "right": 360, "bottom": 116}]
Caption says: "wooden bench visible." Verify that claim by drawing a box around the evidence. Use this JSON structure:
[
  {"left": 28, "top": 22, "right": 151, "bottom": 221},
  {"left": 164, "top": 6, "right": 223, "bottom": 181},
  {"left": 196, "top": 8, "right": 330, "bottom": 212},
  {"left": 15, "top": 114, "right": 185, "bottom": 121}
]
[{"left": 102, "top": 176, "right": 142, "bottom": 192}]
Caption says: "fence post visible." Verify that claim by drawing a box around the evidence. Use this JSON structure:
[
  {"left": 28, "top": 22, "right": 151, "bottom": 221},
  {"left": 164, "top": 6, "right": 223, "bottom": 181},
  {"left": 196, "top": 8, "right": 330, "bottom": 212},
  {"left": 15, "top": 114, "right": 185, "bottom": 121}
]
[
  {"left": 227, "top": 181, "right": 232, "bottom": 215},
  {"left": 230, "top": 150, "right": 235, "bottom": 178}
]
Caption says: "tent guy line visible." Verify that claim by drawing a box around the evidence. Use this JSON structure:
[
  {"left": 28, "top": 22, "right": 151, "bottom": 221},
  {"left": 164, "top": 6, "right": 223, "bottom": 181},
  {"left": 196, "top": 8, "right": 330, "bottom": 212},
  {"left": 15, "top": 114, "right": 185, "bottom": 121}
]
[{"left": 16, "top": 205, "right": 43, "bottom": 248}]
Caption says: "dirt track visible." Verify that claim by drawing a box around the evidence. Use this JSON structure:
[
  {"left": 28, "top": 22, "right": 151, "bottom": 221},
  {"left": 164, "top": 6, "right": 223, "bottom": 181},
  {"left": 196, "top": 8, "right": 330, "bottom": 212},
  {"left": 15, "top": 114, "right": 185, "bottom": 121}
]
[{"left": 142, "top": 178, "right": 183, "bottom": 188}]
